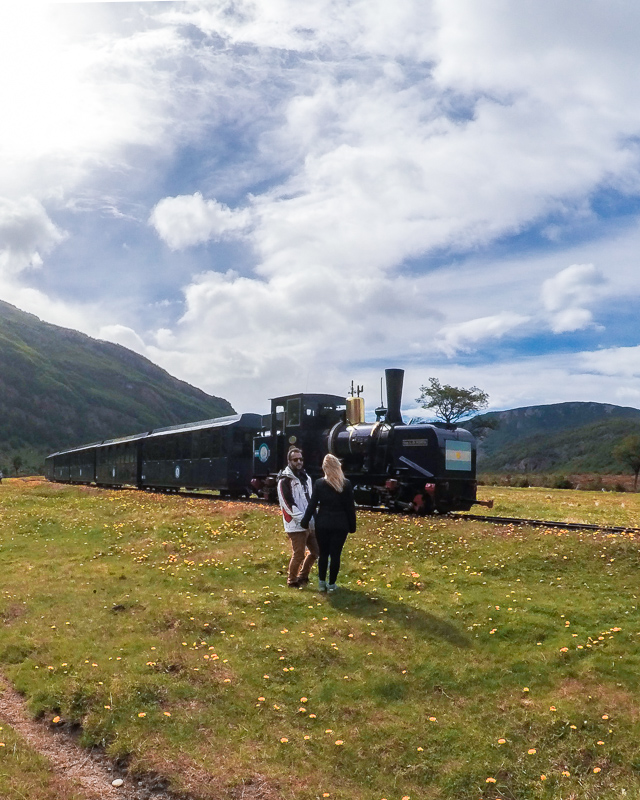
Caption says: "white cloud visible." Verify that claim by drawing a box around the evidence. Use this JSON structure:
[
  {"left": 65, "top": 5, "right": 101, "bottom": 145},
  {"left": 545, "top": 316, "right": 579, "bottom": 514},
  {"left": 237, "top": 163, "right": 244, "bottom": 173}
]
[
  {"left": 0, "top": 4, "right": 224, "bottom": 204},
  {"left": 149, "top": 193, "right": 251, "bottom": 250},
  {"left": 580, "top": 345, "right": 640, "bottom": 378},
  {"left": 0, "top": 283, "right": 103, "bottom": 335},
  {"left": 3, "top": 1, "right": 640, "bottom": 417},
  {"left": 400, "top": 349, "right": 640, "bottom": 415},
  {"left": 131, "top": 1, "right": 640, "bottom": 285},
  {"left": 0, "top": 197, "right": 66, "bottom": 276},
  {"left": 548, "top": 307, "right": 595, "bottom": 334},
  {"left": 161, "top": 1, "right": 437, "bottom": 60},
  {"left": 158, "top": 0, "right": 640, "bottom": 285},
  {"left": 136, "top": 265, "right": 444, "bottom": 408},
  {"left": 98, "top": 324, "right": 147, "bottom": 355},
  {"left": 140, "top": 220, "right": 640, "bottom": 410},
  {"left": 541, "top": 263, "right": 605, "bottom": 333},
  {"left": 435, "top": 312, "right": 530, "bottom": 355}
]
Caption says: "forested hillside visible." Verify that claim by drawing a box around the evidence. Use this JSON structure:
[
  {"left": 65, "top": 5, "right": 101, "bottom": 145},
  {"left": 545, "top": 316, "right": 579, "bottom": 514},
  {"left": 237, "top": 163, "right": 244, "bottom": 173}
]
[
  {"left": 0, "top": 301, "right": 233, "bottom": 474},
  {"left": 471, "top": 402, "right": 640, "bottom": 473}
]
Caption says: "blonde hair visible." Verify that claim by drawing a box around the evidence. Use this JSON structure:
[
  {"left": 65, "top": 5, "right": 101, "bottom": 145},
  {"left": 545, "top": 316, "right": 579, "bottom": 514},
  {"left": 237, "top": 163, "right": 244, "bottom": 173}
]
[{"left": 322, "top": 454, "right": 345, "bottom": 492}]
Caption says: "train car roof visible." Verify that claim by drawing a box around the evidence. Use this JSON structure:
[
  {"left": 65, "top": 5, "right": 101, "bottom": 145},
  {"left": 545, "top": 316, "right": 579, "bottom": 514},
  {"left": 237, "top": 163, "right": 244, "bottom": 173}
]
[
  {"left": 46, "top": 440, "right": 106, "bottom": 458},
  {"left": 47, "top": 413, "right": 263, "bottom": 459},
  {"left": 96, "top": 433, "right": 150, "bottom": 448},
  {"left": 270, "top": 393, "right": 346, "bottom": 405},
  {"left": 47, "top": 430, "right": 150, "bottom": 458},
  {"left": 146, "top": 412, "right": 262, "bottom": 438}
]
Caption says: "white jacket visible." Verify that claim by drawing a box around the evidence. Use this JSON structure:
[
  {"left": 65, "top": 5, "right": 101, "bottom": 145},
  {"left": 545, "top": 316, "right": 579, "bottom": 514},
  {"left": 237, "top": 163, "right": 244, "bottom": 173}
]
[{"left": 277, "top": 466, "right": 314, "bottom": 533}]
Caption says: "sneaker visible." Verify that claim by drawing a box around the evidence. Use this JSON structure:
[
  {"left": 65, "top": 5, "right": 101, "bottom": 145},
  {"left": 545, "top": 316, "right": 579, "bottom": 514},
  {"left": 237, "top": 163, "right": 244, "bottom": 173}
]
[
  {"left": 327, "top": 583, "right": 337, "bottom": 592},
  {"left": 318, "top": 580, "right": 327, "bottom": 592}
]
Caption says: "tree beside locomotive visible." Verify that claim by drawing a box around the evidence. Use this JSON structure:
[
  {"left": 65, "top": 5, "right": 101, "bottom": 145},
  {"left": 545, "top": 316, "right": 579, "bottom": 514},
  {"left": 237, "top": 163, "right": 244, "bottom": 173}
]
[{"left": 44, "top": 369, "right": 485, "bottom": 514}]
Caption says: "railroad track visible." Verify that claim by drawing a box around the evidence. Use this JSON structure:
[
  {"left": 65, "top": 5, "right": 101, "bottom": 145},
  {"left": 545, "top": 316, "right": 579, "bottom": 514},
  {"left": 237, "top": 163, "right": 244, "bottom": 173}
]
[
  {"left": 360, "top": 506, "right": 640, "bottom": 534},
  {"left": 450, "top": 512, "right": 640, "bottom": 535}
]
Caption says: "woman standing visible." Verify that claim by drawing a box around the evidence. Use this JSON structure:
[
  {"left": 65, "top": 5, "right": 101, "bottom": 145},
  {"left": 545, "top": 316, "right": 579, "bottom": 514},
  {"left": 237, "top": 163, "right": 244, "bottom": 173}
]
[{"left": 301, "top": 454, "right": 356, "bottom": 592}]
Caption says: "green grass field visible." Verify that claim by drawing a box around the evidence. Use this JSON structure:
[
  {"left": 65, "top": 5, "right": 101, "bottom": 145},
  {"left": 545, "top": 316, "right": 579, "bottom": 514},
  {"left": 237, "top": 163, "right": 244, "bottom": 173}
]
[
  {"left": 472, "top": 484, "right": 640, "bottom": 528},
  {"left": 1, "top": 479, "right": 640, "bottom": 800}
]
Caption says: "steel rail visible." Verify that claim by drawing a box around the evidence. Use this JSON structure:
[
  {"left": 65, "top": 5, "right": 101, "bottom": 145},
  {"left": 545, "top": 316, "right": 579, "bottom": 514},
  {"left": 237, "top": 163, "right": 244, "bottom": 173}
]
[{"left": 449, "top": 512, "right": 640, "bottom": 535}]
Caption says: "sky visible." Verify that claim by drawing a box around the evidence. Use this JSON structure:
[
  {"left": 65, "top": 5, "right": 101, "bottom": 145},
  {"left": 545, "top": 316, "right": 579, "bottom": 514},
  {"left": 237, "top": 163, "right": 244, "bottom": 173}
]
[{"left": 2, "top": 1, "right": 640, "bottom": 418}]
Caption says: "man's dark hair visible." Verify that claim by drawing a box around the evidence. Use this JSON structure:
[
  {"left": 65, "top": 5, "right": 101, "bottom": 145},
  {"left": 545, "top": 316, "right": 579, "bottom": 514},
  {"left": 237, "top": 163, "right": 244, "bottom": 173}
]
[{"left": 287, "top": 446, "right": 303, "bottom": 461}]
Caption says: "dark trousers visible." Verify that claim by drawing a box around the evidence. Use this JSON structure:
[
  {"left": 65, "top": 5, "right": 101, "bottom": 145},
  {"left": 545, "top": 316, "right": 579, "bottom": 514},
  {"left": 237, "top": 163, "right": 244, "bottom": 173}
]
[{"left": 316, "top": 526, "right": 349, "bottom": 584}]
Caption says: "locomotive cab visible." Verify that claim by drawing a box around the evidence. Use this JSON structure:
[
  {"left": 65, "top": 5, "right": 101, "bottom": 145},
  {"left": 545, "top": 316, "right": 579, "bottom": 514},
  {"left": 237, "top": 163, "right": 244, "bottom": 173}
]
[{"left": 252, "top": 393, "right": 346, "bottom": 496}]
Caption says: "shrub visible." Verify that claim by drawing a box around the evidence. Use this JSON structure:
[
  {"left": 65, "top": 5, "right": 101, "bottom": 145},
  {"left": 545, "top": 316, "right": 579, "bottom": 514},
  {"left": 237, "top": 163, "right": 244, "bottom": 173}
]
[{"left": 577, "top": 476, "right": 604, "bottom": 491}]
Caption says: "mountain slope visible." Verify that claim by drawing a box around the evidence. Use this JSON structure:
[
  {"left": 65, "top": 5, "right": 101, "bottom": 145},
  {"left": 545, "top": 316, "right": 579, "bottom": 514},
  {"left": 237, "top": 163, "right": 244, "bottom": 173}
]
[
  {"left": 470, "top": 402, "right": 640, "bottom": 473},
  {"left": 0, "top": 300, "right": 234, "bottom": 471}
]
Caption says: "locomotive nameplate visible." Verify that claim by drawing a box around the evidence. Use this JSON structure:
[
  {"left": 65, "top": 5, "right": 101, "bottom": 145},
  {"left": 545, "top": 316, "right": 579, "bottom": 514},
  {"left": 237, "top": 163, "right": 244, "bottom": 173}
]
[{"left": 403, "top": 439, "right": 429, "bottom": 446}]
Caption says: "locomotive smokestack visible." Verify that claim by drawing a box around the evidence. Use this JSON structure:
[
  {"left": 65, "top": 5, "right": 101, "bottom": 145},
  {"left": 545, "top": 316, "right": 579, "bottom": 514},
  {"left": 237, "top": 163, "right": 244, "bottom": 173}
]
[{"left": 385, "top": 368, "right": 404, "bottom": 424}]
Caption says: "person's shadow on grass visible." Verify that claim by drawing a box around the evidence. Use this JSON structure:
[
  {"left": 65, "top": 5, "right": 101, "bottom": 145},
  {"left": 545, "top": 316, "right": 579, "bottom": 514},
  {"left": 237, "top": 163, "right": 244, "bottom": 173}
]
[{"left": 325, "top": 588, "right": 471, "bottom": 648}]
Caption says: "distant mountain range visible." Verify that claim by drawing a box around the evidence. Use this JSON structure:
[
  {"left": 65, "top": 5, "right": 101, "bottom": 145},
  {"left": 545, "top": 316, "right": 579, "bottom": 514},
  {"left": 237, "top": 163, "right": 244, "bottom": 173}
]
[
  {"left": 469, "top": 402, "right": 640, "bottom": 474},
  {"left": 0, "top": 300, "right": 233, "bottom": 473}
]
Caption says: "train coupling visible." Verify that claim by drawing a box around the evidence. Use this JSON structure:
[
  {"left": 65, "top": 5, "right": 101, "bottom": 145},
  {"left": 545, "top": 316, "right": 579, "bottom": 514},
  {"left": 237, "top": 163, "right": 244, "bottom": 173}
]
[{"left": 475, "top": 498, "right": 494, "bottom": 509}]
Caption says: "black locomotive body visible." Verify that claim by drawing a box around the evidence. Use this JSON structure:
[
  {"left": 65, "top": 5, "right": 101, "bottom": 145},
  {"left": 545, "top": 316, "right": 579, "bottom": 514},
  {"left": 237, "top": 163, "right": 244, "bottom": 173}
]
[
  {"left": 328, "top": 417, "right": 476, "bottom": 513},
  {"left": 250, "top": 369, "right": 478, "bottom": 514},
  {"left": 45, "top": 368, "right": 485, "bottom": 515}
]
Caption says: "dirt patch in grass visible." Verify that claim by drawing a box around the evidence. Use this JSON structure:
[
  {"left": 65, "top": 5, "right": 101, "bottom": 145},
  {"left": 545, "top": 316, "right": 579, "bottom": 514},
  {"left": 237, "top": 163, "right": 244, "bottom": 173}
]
[
  {"left": 136, "top": 749, "right": 282, "bottom": 800},
  {"left": 227, "top": 774, "right": 282, "bottom": 800},
  {"left": 0, "top": 676, "right": 183, "bottom": 800},
  {"left": 557, "top": 678, "right": 638, "bottom": 719},
  {"left": 1, "top": 604, "right": 26, "bottom": 623}
]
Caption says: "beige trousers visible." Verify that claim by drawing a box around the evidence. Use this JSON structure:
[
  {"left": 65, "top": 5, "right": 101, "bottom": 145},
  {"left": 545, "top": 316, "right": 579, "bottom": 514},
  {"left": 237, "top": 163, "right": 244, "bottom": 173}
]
[{"left": 287, "top": 529, "right": 319, "bottom": 584}]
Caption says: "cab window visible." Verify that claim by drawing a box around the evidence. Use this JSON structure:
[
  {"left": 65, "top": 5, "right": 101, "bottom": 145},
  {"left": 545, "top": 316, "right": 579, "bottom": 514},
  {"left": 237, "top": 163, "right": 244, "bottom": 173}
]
[{"left": 286, "top": 398, "right": 301, "bottom": 427}]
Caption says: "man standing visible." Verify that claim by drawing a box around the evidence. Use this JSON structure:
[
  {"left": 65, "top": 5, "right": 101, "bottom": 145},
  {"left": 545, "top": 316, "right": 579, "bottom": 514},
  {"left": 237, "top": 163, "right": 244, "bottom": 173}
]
[{"left": 277, "top": 447, "right": 319, "bottom": 587}]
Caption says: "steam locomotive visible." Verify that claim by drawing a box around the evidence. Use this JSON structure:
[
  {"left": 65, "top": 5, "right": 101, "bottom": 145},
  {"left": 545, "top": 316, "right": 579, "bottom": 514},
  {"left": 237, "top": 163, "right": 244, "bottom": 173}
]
[{"left": 45, "top": 368, "right": 488, "bottom": 514}]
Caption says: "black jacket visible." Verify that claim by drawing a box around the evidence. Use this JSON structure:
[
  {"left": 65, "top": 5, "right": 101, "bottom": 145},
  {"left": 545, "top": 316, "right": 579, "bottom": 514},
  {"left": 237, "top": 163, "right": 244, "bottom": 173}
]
[{"left": 301, "top": 478, "right": 357, "bottom": 533}]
